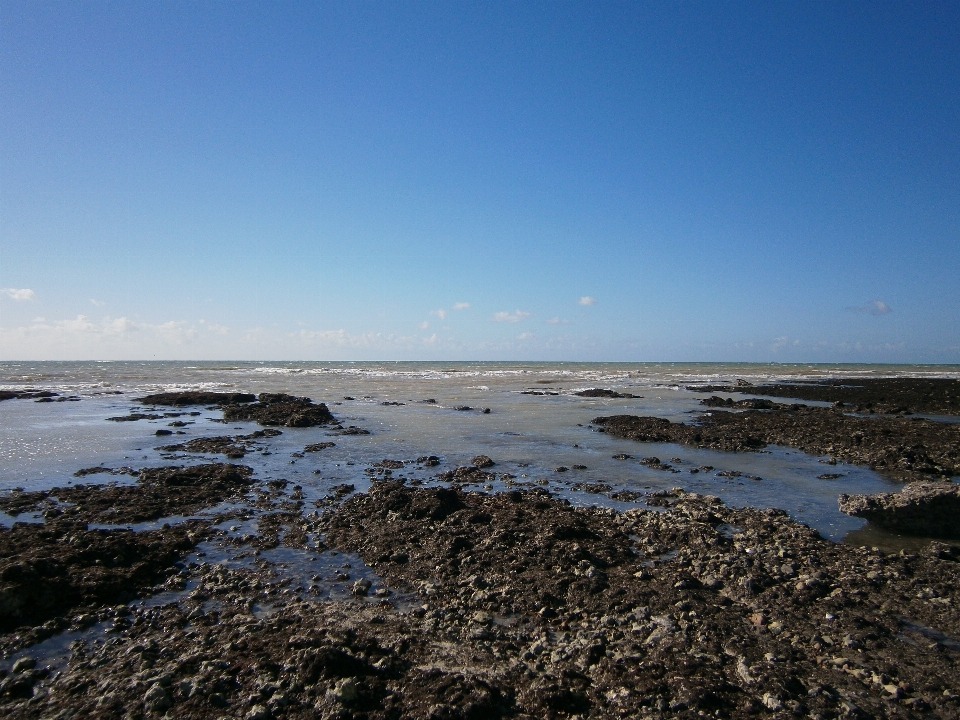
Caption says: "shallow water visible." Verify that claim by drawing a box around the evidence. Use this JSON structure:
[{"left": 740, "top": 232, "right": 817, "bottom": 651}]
[{"left": 2, "top": 361, "right": 956, "bottom": 542}]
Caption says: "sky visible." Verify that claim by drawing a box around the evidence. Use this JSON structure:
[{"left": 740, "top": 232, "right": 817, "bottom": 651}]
[{"left": 1, "top": 1, "right": 959, "bottom": 362}]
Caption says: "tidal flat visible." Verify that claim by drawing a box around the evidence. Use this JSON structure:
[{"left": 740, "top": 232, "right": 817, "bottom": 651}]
[{"left": 0, "top": 364, "right": 958, "bottom": 719}]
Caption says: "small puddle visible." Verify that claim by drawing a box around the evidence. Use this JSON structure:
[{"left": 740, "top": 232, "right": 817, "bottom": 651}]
[
  {"left": 0, "top": 510, "right": 44, "bottom": 527},
  {"left": 840, "top": 524, "right": 947, "bottom": 554},
  {"left": 0, "top": 622, "right": 113, "bottom": 674},
  {"left": 898, "top": 617, "right": 960, "bottom": 652}
]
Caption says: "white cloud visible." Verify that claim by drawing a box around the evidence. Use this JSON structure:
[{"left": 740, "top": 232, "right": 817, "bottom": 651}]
[
  {"left": 847, "top": 300, "right": 892, "bottom": 315},
  {"left": 90, "top": 299, "right": 105, "bottom": 307},
  {"left": 453, "top": 302, "right": 470, "bottom": 310},
  {"left": 492, "top": 309, "right": 531, "bottom": 323},
  {"left": 545, "top": 317, "right": 570, "bottom": 325},
  {"left": 155, "top": 320, "right": 197, "bottom": 344},
  {"left": 198, "top": 319, "right": 229, "bottom": 335},
  {"left": 517, "top": 332, "right": 534, "bottom": 340},
  {"left": 297, "top": 329, "right": 418, "bottom": 349},
  {"left": 419, "top": 320, "right": 430, "bottom": 329},
  {"left": 423, "top": 333, "right": 438, "bottom": 345},
  {"left": 0, "top": 315, "right": 236, "bottom": 359},
  {"left": 578, "top": 296, "right": 596, "bottom": 306},
  {"left": 431, "top": 308, "right": 447, "bottom": 320},
  {"left": 2, "top": 288, "right": 35, "bottom": 301}
]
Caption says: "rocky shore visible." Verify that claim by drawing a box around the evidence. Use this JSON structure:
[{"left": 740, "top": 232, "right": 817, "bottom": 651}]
[
  {"left": 1, "top": 481, "right": 957, "bottom": 719},
  {"left": 2, "top": 379, "right": 959, "bottom": 719},
  {"left": 839, "top": 483, "right": 960, "bottom": 539},
  {"left": 686, "top": 378, "right": 960, "bottom": 417},
  {"left": 592, "top": 405, "right": 960, "bottom": 482}
]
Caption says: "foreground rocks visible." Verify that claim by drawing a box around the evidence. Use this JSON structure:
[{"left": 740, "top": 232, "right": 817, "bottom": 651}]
[
  {"left": 317, "top": 483, "right": 960, "bottom": 719},
  {"left": 0, "top": 520, "right": 205, "bottom": 636},
  {"left": 839, "top": 483, "right": 960, "bottom": 539},
  {"left": 1, "top": 484, "right": 958, "bottom": 718},
  {"left": 593, "top": 406, "right": 960, "bottom": 482},
  {"left": 688, "top": 378, "right": 960, "bottom": 416}
]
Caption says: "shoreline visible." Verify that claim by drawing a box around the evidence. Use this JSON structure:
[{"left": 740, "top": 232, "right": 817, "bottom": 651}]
[{"left": 1, "top": 380, "right": 958, "bottom": 718}]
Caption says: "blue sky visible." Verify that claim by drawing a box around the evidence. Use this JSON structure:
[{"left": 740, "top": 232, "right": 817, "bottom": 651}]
[{"left": 2, "top": 1, "right": 958, "bottom": 361}]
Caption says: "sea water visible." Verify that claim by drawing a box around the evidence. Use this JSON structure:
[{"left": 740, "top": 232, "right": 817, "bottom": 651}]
[{"left": 2, "top": 361, "right": 958, "bottom": 542}]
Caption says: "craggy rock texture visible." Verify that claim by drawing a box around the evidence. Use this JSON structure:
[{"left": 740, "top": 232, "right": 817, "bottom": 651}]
[
  {"left": 574, "top": 389, "right": 642, "bottom": 399},
  {"left": 688, "top": 378, "right": 960, "bottom": 416},
  {"left": 3, "top": 484, "right": 958, "bottom": 719},
  {"left": 1, "top": 482, "right": 959, "bottom": 719},
  {"left": 317, "top": 483, "right": 960, "bottom": 719},
  {"left": 221, "top": 393, "right": 336, "bottom": 428},
  {"left": 471, "top": 455, "right": 495, "bottom": 468},
  {"left": 593, "top": 407, "right": 960, "bottom": 482},
  {"left": 0, "top": 464, "right": 253, "bottom": 524},
  {"left": 0, "top": 520, "right": 205, "bottom": 634},
  {"left": 700, "top": 396, "right": 778, "bottom": 410},
  {"left": 0, "top": 391, "right": 59, "bottom": 402},
  {"left": 158, "top": 430, "right": 283, "bottom": 459},
  {"left": 839, "top": 483, "right": 960, "bottom": 539},
  {"left": 137, "top": 392, "right": 257, "bottom": 406}
]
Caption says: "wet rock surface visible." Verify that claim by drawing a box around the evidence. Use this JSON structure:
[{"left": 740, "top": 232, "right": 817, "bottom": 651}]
[
  {"left": 700, "top": 396, "right": 778, "bottom": 410},
  {"left": 315, "top": 483, "right": 960, "bottom": 719},
  {"left": 137, "top": 392, "right": 257, "bottom": 406},
  {"left": 688, "top": 378, "right": 960, "bottom": 416},
  {"left": 574, "top": 389, "right": 642, "bottom": 399},
  {"left": 0, "top": 390, "right": 61, "bottom": 402},
  {"left": 222, "top": 394, "right": 336, "bottom": 428},
  {"left": 0, "top": 464, "right": 254, "bottom": 524},
  {"left": 0, "top": 520, "right": 205, "bottom": 635},
  {"left": 839, "top": 483, "right": 960, "bottom": 539},
  {"left": 158, "top": 430, "right": 283, "bottom": 459},
  {"left": 593, "top": 406, "right": 960, "bottom": 482},
  {"left": 0, "top": 482, "right": 958, "bottom": 718}
]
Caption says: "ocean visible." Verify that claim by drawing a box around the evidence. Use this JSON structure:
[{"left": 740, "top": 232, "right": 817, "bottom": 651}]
[{"left": 3, "top": 361, "right": 959, "bottom": 542}]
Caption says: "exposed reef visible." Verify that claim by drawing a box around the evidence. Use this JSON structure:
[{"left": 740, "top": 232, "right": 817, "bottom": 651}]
[
  {"left": 839, "top": 483, "right": 960, "bottom": 539},
  {"left": 687, "top": 378, "right": 960, "bottom": 416},
  {"left": 593, "top": 406, "right": 960, "bottom": 483}
]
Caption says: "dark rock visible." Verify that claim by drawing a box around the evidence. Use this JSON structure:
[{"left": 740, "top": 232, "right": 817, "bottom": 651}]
[
  {"left": 839, "top": 482, "right": 960, "bottom": 538},
  {"left": 222, "top": 393, "right": 335, "bottom": 427},
  {"left": 700, "top": 396, "right": 777, "bottom": 410},
  {"left": 0, "top": 463, "right": 253, "bottom": 523},
  {"left": 437, "top": 466, "right": 495, "bottom": 484},
  {"left": 0, "top": 520, "right": 205, "bottom": 632},
  {"left": 158, "top": 430, "right": 282, "bottom": 457},
  {"left": 594, "top": 408, "right": 960, "bottom": 482},
  {"left": 574, "top": 388, "right": 641, "bottom": 398},
  {"left": 106, "top": 413, "right": 163, "bottom": 422},
  {"left": 471, "top": 455, "right": 494, "bottom": 468},
  {"left": 687, "top": 377, "right": 960, "bottom": 416},
  {"left": 136, "top": 391, "right": 257, "bottom": 406},
  {"left": 332, "top": 426, "right": 371, "bottom": 435},
  {"left": 0, "top": 390, "right": 59, "bottom": 402}
]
